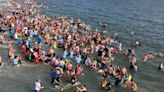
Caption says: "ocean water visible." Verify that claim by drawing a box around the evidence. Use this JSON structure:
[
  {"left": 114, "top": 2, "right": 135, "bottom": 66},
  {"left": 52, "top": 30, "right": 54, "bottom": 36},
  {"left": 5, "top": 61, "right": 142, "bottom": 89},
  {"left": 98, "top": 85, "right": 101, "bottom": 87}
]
[{"left": 37, "top": 0, "right": 164, "bottom": 92}]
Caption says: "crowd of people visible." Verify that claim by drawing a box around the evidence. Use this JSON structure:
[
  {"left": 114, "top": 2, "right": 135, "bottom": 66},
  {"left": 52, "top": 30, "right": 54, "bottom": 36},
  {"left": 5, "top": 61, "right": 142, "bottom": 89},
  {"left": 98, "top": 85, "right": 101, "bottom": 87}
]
[{"left": 0, "top": 0, "right": 163, "bottom": 92}]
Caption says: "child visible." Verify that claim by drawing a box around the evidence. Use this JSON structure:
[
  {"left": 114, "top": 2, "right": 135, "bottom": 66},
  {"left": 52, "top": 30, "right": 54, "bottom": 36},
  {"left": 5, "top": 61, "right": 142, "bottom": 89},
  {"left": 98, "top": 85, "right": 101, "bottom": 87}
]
[{"left": 34, "top": 79, "right": 44, "bottom": 92}]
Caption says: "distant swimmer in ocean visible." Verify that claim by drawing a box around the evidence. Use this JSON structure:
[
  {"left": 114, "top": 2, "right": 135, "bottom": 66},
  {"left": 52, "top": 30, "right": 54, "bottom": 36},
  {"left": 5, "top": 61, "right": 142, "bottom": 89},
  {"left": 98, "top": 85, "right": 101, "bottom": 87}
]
[
  {"left": 100, "top": 22, "right": 107, "bottom": 28},
  {"left": 159, "top": 63, "right": 164, "bottom": 70},
  {"left": 53, "top": 5, "right": 57, "bottom": 8},
  {"left": 130, "top": 31, "right": 134, "bottom": 35},
  {"left": 144, "top": 52, "right": 163, "bottom": 61},
  {"left": 130, "top": 55, "right": 138, "bottom": 72},
  {"left": 124, "top": 48, "right": 134, "bottom": 57},
  {"left": 100, "top": 22, "right": 107, "bottom": 34},
  {"left": 132, "top": 40, "right": 142, "bottom": 47}
]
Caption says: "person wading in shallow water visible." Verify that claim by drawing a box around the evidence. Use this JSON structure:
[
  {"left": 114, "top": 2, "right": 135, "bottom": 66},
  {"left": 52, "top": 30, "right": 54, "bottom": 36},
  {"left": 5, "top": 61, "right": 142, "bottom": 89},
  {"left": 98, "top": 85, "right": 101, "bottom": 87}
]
[
  {"left": 159, "top": 62, "right": 164, "bottom": 70},
  {"left": 0, "top": 56, "right": 3, "bottom": 67},
  {"left": 76, "top": 84, "right": 87, "bottom": 92},
  {"left": 131, "top": 79, "right": 138, "bottom": 92},
  {"left": 34, "top": 79, "right": 44, "bottom": 92},
  {"left": 0, "top": 32, "right": 4, "bottom": 44}
]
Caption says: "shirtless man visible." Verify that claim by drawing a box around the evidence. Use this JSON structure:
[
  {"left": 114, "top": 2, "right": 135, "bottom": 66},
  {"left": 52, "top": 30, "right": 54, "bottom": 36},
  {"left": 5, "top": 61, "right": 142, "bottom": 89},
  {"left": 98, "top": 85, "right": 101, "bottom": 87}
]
[
  {"left": 0, "top": 56, "right": 3, "bottom": 67},
  {"left": 0, "top": 32, "right": 4, "bottom": 44},
  {"left": 131, "top": 79, "right": 138, "bottom": 92},
  {"left": 144, "top": 52, "right": 163, "bottom": 61}
]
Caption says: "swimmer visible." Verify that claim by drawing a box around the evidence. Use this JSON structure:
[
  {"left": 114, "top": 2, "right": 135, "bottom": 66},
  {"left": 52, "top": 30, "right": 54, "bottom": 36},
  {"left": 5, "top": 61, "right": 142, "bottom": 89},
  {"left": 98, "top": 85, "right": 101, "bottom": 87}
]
[
  {"left": 100, "top": 22, "right": 107, "bottom": 28},
  {"left": 144, "top": 52, "right": 163, "bottom": 61},
  {"left": 130, "top": 31, "right": 134, "bottom": 35},
  {"left": 124, "top": 48, "right": 132, "bottom": 57},
  {"left": 131, "top": 79, "right": 138, "bottom": 92},
  {"left": 53, "top": 5, "right": 57, "bottom": 8},
  {"left": 130, "top": 55, "right": 137, "bottom": 72},
  {"left": 121, "top": 67, "right": 127, "bottom": 75},
  {"left": 0, "top": 56, "right": 3, "bottom": 67},
  {"left": 154, "top": 52, "right": 163, "bottom": 57},
  {"left": 132, "top": 40, "right": 141, "bottom": 47},
  {"left": 144, "top": 53, "right": 154, "bottom": 61},
  {"left": 114, "top": 33, "right": 119, "bottom": 39},
  {"left": 159, "top": 63, "right": 164, "bottom": 70}
]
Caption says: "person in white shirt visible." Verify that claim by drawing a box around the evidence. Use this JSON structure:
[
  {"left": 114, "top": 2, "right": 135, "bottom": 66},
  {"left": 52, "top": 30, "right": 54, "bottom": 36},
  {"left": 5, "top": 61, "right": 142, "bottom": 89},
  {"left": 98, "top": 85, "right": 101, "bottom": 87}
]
[
  {"left": 14, "top": 32, "right": 18, "bottom": 40},
  {"left": 34, "top": 79, "right": 44, "bottom": 92}
]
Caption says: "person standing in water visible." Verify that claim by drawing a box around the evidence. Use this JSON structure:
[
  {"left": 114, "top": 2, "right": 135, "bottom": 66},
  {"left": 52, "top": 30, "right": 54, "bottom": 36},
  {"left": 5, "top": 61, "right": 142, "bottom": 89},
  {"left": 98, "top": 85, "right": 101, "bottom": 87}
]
[
  {"left": 131, "top": 79, "right": 138, "bottom": 92},
  {"left": 76, "top": 84, "right": 87, "bottom": 92},
  {"left": 58, "top": 87, "right": 64, "bottom": 92},
  {"left": 34, "top": 79, "right": 44, "bottom": 92},
  {"left": 159, "top": 62, "right": 164, "bottom": 70},
  {"left": 0, "top": 32, "right": 4, "bottom": 44},
  {"left": 0, "top": 56, "right": 3, "bottom": 67}
]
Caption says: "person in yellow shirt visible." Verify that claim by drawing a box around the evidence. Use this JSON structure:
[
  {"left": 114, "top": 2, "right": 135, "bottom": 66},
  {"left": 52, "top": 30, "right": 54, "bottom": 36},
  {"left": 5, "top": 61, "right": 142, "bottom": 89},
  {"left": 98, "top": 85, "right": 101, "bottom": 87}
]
[
  {"left": 53, "top": 40, "right": 58, "bottom": 49},
  {"left": 45, "top": 32, "right": 51, "bottom": 44},
  {"left": 90, "top": 40, "right": 94, "bottom": 49}
]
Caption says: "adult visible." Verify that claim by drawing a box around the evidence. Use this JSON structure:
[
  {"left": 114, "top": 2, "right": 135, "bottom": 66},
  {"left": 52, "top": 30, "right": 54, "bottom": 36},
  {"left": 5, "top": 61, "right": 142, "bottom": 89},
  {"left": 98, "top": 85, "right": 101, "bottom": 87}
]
[
  {"left": 131, "top": 79, "right": 138, "bottom": 92},
  {"left": 13, "top": 55, "right": 20, "bottom": 67},
  {"left": 0, "top": 56, "right": 3, "bottom": 67},
  {"left": 159, "top": 63, "right": 164, "bottom": 70},
  {"left": 76, "top": 84, "right": 87, "bottom": 92},
  {"left": 75, "top": 64, "right": 83, "bottom": 76},
  {"left": 0, "top": 32, "right": 4, "bottom": 44}
]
